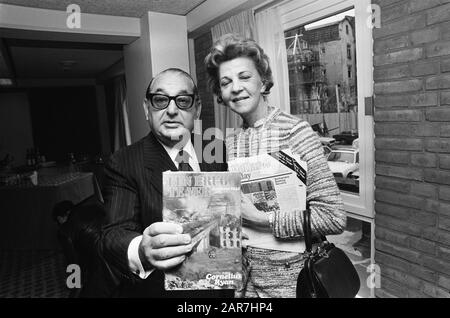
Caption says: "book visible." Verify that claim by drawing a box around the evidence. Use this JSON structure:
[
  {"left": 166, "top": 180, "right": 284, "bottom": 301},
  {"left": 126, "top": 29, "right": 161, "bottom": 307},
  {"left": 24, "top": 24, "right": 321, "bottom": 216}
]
[
  {"left": 227, "top": 149, "right": 307, "bottom": 252},
  {"left": 163, "top": 171, "right": 242, "bottom": 291}
]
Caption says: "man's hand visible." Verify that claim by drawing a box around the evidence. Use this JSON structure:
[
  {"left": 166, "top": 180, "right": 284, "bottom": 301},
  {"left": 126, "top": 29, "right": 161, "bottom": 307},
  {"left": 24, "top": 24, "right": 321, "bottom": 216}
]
[{"left": 138, "top": 222, "right": 192, "bottom": 271}]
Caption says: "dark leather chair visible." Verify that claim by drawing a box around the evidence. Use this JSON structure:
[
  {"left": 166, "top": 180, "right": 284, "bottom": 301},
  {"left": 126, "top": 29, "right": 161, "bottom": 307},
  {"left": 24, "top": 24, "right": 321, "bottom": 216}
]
[{"left": 53, "top": 196, "right": 116, "bottom": 297}]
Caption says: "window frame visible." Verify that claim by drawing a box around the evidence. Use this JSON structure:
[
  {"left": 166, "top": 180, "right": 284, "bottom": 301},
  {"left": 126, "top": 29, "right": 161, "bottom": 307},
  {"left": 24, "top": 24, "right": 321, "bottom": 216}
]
[{"left": 278, "top": 0, "right": 375, "bottom": 220}]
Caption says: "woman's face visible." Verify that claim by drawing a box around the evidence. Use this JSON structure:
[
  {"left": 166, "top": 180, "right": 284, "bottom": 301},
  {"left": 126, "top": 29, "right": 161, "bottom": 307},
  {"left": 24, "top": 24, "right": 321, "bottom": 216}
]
[{"left": 218, "top": 57, "right": 266, "bottom": 123}]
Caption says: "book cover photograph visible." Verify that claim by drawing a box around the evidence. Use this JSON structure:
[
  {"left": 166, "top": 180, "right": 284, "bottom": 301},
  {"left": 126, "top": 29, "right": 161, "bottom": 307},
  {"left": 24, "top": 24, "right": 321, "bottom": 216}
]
[{"left": 162, "top": 171, "right": 242, "bottom": 290}]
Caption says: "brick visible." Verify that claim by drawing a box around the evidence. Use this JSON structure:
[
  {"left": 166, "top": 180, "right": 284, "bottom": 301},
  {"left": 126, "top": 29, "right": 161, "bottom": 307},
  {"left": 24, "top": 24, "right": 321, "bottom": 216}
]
[
  {"left": 442, "top": 22, "right": 450, "bottom": 41},
  {"left": 376, "top": 240, "right": 422, "bottom": 261},
  {"left": 442, "top": 91, "right": 450, "bottom": 105},
  {"left": 442, "top": 125, "right": 450, "bottom": 137},
  {"left": 425, "top": 169, "right": 450, "bottom": 185},
  {"left": 375, "top": 150, "right": 410, "bottom": 164},
  {"left": 375, "top": 201, "right": 409, "bottom": 219},
  {"left": 375, "top": 123, "right": 438, "bottom": 137},
  {"left": 438, "top": 275, "right": 450, "bottom": 290},
  {"left": 411, "top": 153, "right": 437, "bottom": 167},
  {"left": 438, "top": 246, "right": 450, "bottom": 262},
  {"left": 408, "top": 290, "right": 432, "bottom": 298},
  {"left": 425, "top": 139, "right": 450, "bottom": 152},
  {"left": 411, "top": 207, "right": 438, "bottom": 225},
  {"left": 376, "top": 164, "right": 423, "bottom": 180},
  {"left": 424, "top": 199, "right": 441, "bottom": 212},
  {"left": 410, "top": 92, "right": 438, "bottom": 106},
  {"left": 421, "top": 254, "right": 450, "bottom": 275},
  {"left": 438, "top": 216, "right": 450, "bottom": 231},
  {"left": 375, "top": 189, "right": 425, "bottom": 208},
  {"left": 374, "top": 65, "right": 409, "bottom": 80},
  {"left": 421, "top": 281, "right": 450, "bottom": 298},
  {"left": 442, "top": 58, "right": 450, "bottom": 73},
  {"left": 409, "top": 0, "right": 441, "bottom": 13},
  {"left": 415, "top": 124, "right": 440, "bottom": 137},
  {"left": 411, "top": 27, "right": 440, "bottom": 45},
  {"left": 382, "top": 265, "right": 422, "bottom": 289},
  {"left": 374, "top": 35, "right": 409, "bottom": 54},
  {"left": 440, "top": 201, "right": 450, "bottom": 216},
  {"left": 439, "top": 186, "right": 450, "bottom": 201},
  {"left": 381, "top": 2, "right": 409, "bottom": 23},
  {"left": 427, "top": 3, "right": 450, "bottom": 25},
  {"left": 376, "top": 213, "right": 422, "bottom": 236},
  {"left": 411, "top": 182, "right": 437, "bottom": 198},
  {"left": 409, "top": 237, "right": 436, "bottom": 254},
  {"left": 375, "top": 123, "right": 411, "bottom": 135},
  {"left": 440, "top": 155, "right": 450, "bottom": 170},
  {"left": 375, "top": 137, "right": 423, "bottom": 151},
  {"left": 375, "top": 79, "right": 423, "bottom": 94},
  {"left": 374, "top": 92, "right": 438, "bottom": 108},
  {"left": 375, "top": 289, "right": 397, "bottom": 298},
  {"left": 376, "top": 175, "right": 411, "bottom": 193},
  {"left": 379, "top": 276, "right": 409, "bottom": 297},
  {"left": 426, "top": 74, "right": 450, "bottom": 89},
  {"left": 422, "top": 228, "right": 450, "bottom": 246},
  {"left": 376, "top": 250, "right": 436, "bottom": 281},
  {"left": 427, "top": 41, "right": 450, "bottom": 58},
  {"left": 376, "top": 226, "right": 410, "bottom": 246},
  {"left": 374, "top": 48, "right": 423, "bottom": 66},
  {"left": 374, "top": 15, "right": 426, "bottom": 39},
  {"left": 411, "top": 62, "right": 440, "bottom": 77},
  {"left": 374, "top": 110, "right": 422, "bottom": 122}
]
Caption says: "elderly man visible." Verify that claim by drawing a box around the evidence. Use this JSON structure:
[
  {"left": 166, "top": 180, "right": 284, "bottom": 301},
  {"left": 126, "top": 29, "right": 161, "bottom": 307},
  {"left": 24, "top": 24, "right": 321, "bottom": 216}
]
[{"left": 101, "top": 68, "right": 231, "bottom": 297}]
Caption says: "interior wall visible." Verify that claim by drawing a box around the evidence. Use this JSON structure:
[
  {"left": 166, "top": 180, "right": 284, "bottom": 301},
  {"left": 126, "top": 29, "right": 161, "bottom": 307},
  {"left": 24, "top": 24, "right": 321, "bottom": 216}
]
[
  {"left": 123, "top": 13, "right": 153, "bottom": 143},
  {"left": 124, "top": 11, "right": 189, "bottom": 143},
  {"left": 0, "top": 91, "right": 34, "bottom": 167}
]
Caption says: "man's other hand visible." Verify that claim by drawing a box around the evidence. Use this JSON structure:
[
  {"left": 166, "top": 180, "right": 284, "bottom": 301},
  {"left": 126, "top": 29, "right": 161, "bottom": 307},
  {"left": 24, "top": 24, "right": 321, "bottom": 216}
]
[{"left": 138, "top": 222, "right": 192, "bottom": 271}]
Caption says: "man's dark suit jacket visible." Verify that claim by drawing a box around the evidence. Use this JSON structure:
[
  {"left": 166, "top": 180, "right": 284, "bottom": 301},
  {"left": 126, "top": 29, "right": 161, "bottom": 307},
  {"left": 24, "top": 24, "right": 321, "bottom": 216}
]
[{"left": 101, "top": 132, "right": 233, "bottom": 297}]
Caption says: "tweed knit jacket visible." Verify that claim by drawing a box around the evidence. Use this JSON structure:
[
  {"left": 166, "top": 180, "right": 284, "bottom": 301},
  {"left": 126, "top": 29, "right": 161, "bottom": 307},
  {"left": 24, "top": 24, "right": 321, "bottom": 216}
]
[{"left": 226, "top": 106, "right": 346, "bottom": 239}]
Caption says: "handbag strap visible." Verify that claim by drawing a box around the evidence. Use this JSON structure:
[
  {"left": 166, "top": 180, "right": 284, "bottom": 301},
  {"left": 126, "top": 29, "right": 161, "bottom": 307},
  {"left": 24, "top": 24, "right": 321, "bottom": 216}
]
[
  {"left": 302, "top": 205, "right": 328, "bottom": 253},
  {"left": 302, "top": 207, "right": 313, "bottom": 253}
]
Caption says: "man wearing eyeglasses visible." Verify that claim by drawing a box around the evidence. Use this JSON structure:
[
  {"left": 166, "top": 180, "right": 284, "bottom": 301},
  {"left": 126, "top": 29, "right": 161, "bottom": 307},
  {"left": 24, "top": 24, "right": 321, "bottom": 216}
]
[{"left": 101, "top": 68, "right": 231, "bottom": 297}]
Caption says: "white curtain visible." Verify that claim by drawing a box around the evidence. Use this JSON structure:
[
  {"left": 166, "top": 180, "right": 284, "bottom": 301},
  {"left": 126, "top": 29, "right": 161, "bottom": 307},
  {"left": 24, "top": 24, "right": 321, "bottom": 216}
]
[
  {"left": 113, "top": 75, "right": 131, "bottom": 151},
  {"left": 211, "top": 10, "right": 256, "bottom": 132},
  {"left": 255, "top": 6, "right": 290, "bottom": 113}
]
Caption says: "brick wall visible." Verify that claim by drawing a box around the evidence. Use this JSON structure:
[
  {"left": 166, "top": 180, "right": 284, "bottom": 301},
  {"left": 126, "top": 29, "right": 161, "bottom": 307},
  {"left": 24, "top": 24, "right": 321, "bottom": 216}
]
[
  {"left": 373, "top": 0, "right": 450, "bottom": 298},
  {"left": 193, "top": 32, "right": 216, "bottom": 133}
]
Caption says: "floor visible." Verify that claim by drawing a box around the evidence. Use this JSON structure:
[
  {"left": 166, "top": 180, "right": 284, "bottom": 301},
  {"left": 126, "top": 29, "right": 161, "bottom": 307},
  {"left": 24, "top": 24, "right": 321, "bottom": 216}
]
[
  {"left": 0, "top": 249, "right": 70, "bottom": 298},
  {"left": 0, "top": 217, "right": 372, "bottom": 298}
]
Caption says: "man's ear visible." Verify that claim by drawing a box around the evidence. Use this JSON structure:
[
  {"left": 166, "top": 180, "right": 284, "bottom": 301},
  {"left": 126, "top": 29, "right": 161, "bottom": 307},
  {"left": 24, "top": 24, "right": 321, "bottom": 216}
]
[
  {"left": 143, "top": 99, "right": 149, "bottom": 120},
  {"left": 195, "top": 101, "right": 202, "bottom": 120}
]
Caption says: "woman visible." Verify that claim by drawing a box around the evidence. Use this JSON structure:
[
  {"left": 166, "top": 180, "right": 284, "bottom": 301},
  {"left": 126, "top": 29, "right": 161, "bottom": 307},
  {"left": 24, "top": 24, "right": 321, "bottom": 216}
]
[{"left": 205, "top": 33, "right": 346, "bottom": 298}]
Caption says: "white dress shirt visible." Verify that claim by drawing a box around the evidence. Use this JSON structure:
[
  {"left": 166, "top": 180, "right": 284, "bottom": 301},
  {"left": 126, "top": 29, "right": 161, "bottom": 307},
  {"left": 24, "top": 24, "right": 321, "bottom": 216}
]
[{"left": 127, "top": 139, "right": 200, "bottom": 279}]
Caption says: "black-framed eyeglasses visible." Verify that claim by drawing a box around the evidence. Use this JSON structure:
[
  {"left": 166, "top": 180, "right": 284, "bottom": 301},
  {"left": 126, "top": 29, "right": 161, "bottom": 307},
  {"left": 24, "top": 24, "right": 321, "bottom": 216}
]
[{"left": 147, "top": 93, "right": 195, "bottom": 110}]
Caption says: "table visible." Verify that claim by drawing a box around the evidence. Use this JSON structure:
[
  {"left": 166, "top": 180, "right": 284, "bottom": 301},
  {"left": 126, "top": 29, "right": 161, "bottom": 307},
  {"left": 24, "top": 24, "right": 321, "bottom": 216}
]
[{"left": 0, "top": 172, "right": 95, "bottom": 250}]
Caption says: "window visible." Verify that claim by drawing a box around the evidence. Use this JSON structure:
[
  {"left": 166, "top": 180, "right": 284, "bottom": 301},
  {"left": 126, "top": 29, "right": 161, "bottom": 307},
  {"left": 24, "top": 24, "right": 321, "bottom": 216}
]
[
  {"left": 277, "top": 0, "right": 375, "bottom": 297},
  {"left": 321, "top": 47, "right": 326, "bottom": 53}
]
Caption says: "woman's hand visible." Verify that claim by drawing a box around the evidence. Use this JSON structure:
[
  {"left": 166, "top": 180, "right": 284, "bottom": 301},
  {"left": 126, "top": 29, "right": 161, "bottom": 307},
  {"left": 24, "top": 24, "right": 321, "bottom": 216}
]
[{"left": 241, "top": 192, "right": 270, "bottom": 231}]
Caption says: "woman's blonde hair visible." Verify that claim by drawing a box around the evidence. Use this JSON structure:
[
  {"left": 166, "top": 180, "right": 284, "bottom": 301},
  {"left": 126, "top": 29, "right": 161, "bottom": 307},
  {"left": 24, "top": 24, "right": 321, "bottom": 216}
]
[{"left": 204, "top": 33, "right": 273, "bottom": 102}]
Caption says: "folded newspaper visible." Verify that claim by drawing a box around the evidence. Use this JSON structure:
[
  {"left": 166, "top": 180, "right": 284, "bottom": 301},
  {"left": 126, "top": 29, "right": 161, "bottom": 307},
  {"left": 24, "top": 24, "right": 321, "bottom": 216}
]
[{"left": 228, "top": 149, "right": 307, "bottom": 252}]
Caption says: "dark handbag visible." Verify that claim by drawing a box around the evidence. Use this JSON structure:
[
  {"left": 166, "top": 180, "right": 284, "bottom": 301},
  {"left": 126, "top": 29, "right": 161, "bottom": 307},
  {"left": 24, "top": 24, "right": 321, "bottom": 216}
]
[{"left": 296, "top": 209, "right": 360, "bottom": 298}]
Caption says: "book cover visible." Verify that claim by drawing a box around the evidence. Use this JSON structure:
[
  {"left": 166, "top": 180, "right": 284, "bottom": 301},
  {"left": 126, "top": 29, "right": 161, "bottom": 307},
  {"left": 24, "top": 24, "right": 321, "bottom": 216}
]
[
  {"left": 163, "top": 171, "right": 242, "bottom": 290},
  {"left": 228, "top": 149, "right": 308, "bottom": 252}
]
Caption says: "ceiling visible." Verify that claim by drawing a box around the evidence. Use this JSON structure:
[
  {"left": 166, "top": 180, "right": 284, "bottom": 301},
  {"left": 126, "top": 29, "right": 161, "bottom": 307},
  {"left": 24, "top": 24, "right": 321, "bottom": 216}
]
[
  {"left": 0, "top": 0, "right": 209, "bottom": 82},
  {"left": 8, "top": 40, "right": 123, "bottom": 79},
  {"left": 0, "top": 0, "right": 207, "bottom": 17}
]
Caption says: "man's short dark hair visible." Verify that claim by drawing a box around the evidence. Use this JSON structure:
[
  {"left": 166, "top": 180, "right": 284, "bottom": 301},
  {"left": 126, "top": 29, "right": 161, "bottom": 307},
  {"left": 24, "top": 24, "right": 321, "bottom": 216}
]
[{"left": 145, "top": 68, "right": 199, "bottom": 102}]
